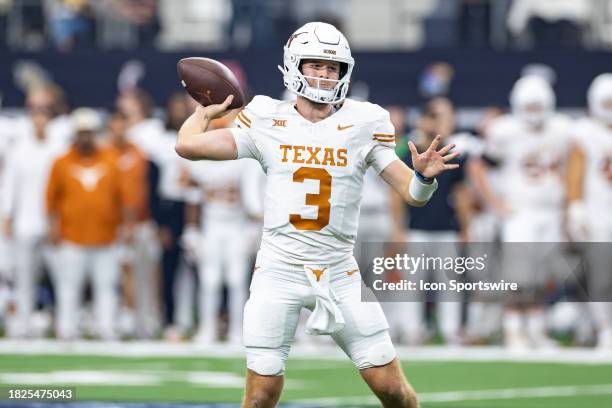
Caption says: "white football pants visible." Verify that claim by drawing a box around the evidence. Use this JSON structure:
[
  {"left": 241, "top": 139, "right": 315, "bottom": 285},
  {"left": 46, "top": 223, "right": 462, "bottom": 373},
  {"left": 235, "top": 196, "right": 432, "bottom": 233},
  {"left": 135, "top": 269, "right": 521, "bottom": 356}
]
[{"left": 50, "top": 242, "right": 120, "bottom": 340}]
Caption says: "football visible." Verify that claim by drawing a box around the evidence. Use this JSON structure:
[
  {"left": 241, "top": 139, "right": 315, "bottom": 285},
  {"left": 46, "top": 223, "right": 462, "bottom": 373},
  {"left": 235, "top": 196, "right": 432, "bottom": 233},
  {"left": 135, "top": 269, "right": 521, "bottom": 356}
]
[{"left": 177, "top": 57, "right": 245, "bottom": 109}]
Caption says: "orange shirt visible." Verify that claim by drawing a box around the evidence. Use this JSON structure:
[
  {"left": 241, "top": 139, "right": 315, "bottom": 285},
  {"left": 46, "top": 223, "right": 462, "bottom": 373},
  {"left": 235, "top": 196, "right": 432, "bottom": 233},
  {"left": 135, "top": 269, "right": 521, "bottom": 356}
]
[
  {"left": 46, "top": 146, "right": 134, "bottom": 246},
  {"left": 108, "top": 142, "right": 149, "bottom": 222}
]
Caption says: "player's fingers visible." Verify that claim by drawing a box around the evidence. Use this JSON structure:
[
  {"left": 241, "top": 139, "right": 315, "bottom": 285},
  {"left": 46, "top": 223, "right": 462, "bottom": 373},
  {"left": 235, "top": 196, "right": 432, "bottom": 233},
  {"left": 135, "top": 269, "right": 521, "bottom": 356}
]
[
  {"left": 444, "top": 163, "right": 460, "bottom": 170},
  {"left": 222, "top": 94, "right": 234, "bottom": 108},
  {"left": 438, "top": 143, "right": 456, "bottom": 155},
  {"left": 442, "top": 151, "right": 460, "bottom": 162},
  {"left": 408, "top": 141, "right": 418, "bottom": 157},
  {"left": 427, "top": 135, "right": 442, "bottom": 152}
]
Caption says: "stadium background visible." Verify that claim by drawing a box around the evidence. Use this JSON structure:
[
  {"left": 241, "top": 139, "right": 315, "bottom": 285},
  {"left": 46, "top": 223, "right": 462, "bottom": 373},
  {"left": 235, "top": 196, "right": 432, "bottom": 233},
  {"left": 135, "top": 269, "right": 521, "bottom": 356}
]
[{"left": 1, "top": 1, "right": 612, "bottom": 407}]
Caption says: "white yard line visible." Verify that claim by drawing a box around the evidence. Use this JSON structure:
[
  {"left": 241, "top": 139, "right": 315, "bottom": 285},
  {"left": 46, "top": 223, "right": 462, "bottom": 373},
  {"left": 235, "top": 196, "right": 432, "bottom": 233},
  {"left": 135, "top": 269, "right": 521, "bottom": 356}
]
[
  {"left": 1, "top": 340, "right": 612, "bottom": 364},
  {"left": 293, "top": 384, "right": 612, "bottom": 406}
]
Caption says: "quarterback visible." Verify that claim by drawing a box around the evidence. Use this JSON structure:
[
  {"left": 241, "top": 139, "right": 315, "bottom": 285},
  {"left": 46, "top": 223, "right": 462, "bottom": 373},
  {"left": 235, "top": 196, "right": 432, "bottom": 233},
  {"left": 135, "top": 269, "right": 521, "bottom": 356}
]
[{"left": 176, "top": 22, "right": 458, "bottom": 408}]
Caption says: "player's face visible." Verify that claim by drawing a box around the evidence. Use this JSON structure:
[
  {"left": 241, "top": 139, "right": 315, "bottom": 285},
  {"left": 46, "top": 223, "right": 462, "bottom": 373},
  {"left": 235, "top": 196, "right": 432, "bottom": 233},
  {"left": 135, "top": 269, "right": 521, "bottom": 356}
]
[
  {"left": 108, "top": 115, "right": 127, "bottom": 139},
  {"left": 602, "top": 98, "right": 612, "bottom": 115},
  {"left": 27, "top": 89, "right": 54, "bottom": 115},
  {"left": 301, "top": 59, "right": 341, "bottom": 90},
  {"left": 31, "top": 110, "right": 51, "bottom": 135},
  {"left": 75, "top": 130, "right": 96, "bottom": 153}
]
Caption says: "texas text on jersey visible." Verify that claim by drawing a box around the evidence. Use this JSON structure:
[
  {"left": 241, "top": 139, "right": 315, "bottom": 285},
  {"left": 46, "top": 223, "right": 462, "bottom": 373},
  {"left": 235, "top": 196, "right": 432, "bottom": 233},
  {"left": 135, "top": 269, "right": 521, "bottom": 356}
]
[{"left": 231, "top": 95, "right": 398, "bottom": 264}]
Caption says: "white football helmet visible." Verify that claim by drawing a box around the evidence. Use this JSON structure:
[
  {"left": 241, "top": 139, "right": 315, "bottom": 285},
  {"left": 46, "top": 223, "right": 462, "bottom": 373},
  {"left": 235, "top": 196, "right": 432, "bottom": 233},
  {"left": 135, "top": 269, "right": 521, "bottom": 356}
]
[
  {"left": 278, "top": 22, "right": 354, "bottom": 104},
  {"left": 588, "top": 73, "right": 612, "bottom": 125},
  {"left": 510, "top": 75, "right": 555, "bottom": 127}
]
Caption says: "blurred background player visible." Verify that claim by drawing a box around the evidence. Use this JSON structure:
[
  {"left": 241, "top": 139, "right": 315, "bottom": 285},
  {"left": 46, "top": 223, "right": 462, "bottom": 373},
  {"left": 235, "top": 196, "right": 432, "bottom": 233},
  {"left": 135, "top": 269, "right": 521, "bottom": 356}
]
[
  {"left": 104, "top": 110, "right": 159, "bottom": 338},
  {"left": 394, "top": 97, "right": 473, "bottom": 345},
  {"left": 475, "top": 75, "right": 573, "bottom": 349},
  {"left": 46, "top": 108, "right": 137, "bottom": 340},
  {"left": 15, "top": 83, "right": 73, "bottom": 148},
  {"left": 185, "top": 111, "right": 258, "bottom": 345},
  {"left": 1, "top": 109, "right": 65, "bottom": 338},
  {"left": 154, "top": 92, "right": 195, "bottom": 339},
  {"left": 568, "top": 73, "right": 612, "bottom": 350}
]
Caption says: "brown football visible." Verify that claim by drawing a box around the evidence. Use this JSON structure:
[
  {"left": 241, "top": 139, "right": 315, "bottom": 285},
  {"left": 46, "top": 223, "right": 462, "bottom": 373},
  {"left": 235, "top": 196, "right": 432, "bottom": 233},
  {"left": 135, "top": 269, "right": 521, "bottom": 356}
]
[{"left": 177, "top": 57, "right": 245, "bottom": 109}]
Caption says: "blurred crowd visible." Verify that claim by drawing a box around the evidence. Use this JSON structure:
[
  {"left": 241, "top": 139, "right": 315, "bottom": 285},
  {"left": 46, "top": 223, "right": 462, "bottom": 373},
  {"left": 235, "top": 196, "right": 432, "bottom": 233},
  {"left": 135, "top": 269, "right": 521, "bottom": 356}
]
[
  {"left": 0, "top": 64, "right": 611, "bottom": 351},
  {"left": 0, "top": 82, "right": 267, "bottom": 342},
  {"left": 3, "top": 0, "right": 612, "bottom": 51}
]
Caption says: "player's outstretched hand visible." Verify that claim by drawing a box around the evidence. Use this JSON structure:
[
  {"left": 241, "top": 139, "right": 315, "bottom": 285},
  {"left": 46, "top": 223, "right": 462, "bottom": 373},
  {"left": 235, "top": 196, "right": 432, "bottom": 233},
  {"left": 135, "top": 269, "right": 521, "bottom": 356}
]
[
  {"left": 196, "top": 94, "right": 234, "bottom": 121},
  {"left": 408, "top": 135, "right": 460, "bottom": 179}
]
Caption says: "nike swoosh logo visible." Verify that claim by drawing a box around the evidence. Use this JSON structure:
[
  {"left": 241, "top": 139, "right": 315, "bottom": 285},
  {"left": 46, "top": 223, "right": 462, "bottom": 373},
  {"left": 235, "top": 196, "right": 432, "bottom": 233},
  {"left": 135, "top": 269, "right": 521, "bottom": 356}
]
[{"left": 337, "top": 124, "right": 354, "bottom": 131}]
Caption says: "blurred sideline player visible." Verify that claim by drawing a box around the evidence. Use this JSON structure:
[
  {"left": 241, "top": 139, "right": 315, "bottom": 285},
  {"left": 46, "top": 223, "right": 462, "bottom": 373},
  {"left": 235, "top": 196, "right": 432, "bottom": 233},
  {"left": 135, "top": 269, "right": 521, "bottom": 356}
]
[
  {"left": 104, "top": 111, "right": 159, "bottom": 338},
  {"left": 1, "top": 110, "right": 65, "bottom": 337},
  {"left": 47, "top": 109, "right": 137, "bottom": 340},
  {"left": 177, "top": 22, "right": 460, "bottom": 408},
  {"left": 14, "top": 84, "right": 73, "bottom": 148},
  {"left": 395, "top": 97, "right": 473, "bottom": 346},
  {"left": 567, "top": 73, "right": 612, "bottom": 349},
  {"left": 185, "top": 111, "right": 261, "bottom": 344},
  {"left": 0, "top": 115, "right": 12, "bottom": 322},
  {"left": 475, "top": 76, "right": 573, "bottom": 349},
  {"left": 463, "top": 107, "right": 505, "bottom": 344}
]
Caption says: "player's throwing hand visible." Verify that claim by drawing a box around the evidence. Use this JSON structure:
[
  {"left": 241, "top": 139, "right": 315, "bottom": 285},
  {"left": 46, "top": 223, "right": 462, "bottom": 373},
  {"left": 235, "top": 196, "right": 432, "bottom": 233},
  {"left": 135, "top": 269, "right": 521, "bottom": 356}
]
[
  {"left": 408, "top": 135, "right": 460, "bottom": 179},
  {"left": 196, "top": 94, "right": 234, "bottom": 121}
]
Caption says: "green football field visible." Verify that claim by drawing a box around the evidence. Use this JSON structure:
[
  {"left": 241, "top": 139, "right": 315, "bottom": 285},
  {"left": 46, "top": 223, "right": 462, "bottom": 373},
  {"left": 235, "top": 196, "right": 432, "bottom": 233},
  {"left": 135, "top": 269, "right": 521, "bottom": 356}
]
[{"left": 1, "top": 349, "right": 612, "bottom": 407}]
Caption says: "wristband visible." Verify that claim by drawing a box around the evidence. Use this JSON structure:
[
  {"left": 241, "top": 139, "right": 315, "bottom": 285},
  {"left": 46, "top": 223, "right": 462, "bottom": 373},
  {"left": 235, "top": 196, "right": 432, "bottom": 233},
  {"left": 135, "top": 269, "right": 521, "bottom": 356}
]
[
  {"left": 414, "top": 170, "right": 434, "bottom": 185},
  {"left": 409, "top": 173, "right": 438, "bottom": 202}
]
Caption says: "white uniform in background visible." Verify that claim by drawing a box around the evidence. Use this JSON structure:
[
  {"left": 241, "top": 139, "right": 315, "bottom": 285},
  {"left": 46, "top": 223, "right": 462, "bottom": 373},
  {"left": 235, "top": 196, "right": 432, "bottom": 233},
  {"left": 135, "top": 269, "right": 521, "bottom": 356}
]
[
  {"left": 356, "top": 169, "right": 397, "bottom": 340},
  {"left": 127, "top": 118, "right": 167, "bottom": 165},
  {"left": 573, "top": 117, "right": 612, "bottom": 239},
  {"left": 122, "top": 118, "right": 166, "bottom": 335},
  {"left": 487, "top": 114, "right": 572, "bottom": 243},
  {"left": 156, "top": 130, "right": 200, "bottom": 334},
  {"left": 187, "top": 158, "right": 259, "bottom": 344},
  {"left": 573, "top": 74, "right": 612, "bottom": 348},
  {"left": 0, "top": 132, "right": 65, "bottom": 337},
  {"left": 230, "top": 94, "right": 399, "bottom": 374},
  {"left": 356, "top": 168, "right": 393, "bottom": 256},
  {"left": 487, "top": 76, "right": 572, "bottom": 349},
  {"left": 0, "top": 117, "right": 16, "bottom": 316},
  {"left": 13, "top": 114, "right": 73, "bottom": 148}
]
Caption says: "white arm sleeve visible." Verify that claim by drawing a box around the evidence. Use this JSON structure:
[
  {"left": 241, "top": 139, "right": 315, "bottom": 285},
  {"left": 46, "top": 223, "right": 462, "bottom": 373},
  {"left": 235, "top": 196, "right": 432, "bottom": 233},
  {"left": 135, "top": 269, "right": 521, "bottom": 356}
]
[
  {"left": 364, "top": 111, "right": 399, "bottom": 174},
  {"left": 366, "top": 144, "right": 400, "bottom": 174}
]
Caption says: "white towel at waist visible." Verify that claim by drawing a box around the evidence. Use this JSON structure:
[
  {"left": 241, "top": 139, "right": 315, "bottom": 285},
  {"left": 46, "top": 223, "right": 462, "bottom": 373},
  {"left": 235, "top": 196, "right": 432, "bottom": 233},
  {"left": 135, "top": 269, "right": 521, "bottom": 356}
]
[{"left": 303, "top": 264, "right": 345, "bottom": 335}]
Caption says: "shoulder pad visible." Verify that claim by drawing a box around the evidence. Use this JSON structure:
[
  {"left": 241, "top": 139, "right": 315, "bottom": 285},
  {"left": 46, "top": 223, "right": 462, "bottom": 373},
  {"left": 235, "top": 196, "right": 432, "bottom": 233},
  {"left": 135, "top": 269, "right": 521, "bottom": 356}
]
[
  {"left": 488, "top": 114, "right": 518, "bottom": 134},
  {"left": 242, "top": 95, "right": 285, "bottom": 119},
  {"left": 343, "top": 99, "right": 389, "bottom": 124}
]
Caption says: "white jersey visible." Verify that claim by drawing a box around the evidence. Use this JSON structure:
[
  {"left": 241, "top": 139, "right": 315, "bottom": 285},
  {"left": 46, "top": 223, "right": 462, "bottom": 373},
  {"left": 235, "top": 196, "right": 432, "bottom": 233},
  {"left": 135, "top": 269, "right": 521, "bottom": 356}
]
[
  {"left": 1, "top": 136, "right": 65, "bottom": 238},
  {"left": 360, "top": 168, "right": 391, "bottom": 215},
  {"left": 231, "top": 96, "right": 398, "bottom": 264},
  {"left": 486, "top": 114, "right": 573, "bottom": 212},
  {"left": 573, "top": 118, "right": 612, "bottom": 214},
  {"left": 187, "top": 159, "right": 253, "bottom": 223},
  {"left": 126, "top": 118, "right": 167, "bottom": 165},
  {"left": 13, "top": 115, "right": 73, "bottom": 149}
]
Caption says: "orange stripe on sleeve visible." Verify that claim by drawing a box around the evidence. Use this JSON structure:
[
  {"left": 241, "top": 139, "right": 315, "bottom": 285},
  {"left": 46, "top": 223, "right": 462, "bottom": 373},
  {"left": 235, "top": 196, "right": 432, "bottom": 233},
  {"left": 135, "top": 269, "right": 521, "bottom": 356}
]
[
  {"left": 237, "top": 113, "right": 251, "bottom": 128},
  {"left": 238, "top": 111, "right": 252, "bottom": 124}
]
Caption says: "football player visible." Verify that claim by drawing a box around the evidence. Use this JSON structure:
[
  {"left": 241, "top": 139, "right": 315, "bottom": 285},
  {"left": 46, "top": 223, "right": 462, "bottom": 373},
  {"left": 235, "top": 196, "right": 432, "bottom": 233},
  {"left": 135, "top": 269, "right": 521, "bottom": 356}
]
[
  {"left": 477, "top": 75, "right": 573, "bottom": 349},
  {"left": 176, "top": 22, "right": 458, "bottom": 408},
  {"left": 186, "top": 141, "right": 262, "bottom": 345},
  {"left": 567, "top": 73, "right": 612, "bottom": 349}
]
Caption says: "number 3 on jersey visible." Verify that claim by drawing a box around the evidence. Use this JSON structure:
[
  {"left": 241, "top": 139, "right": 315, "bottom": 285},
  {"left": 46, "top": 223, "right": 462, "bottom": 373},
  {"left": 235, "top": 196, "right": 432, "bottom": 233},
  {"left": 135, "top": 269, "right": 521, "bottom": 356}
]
[{"left": 289, "top": 167, "right": 331, "bottom": 231}]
